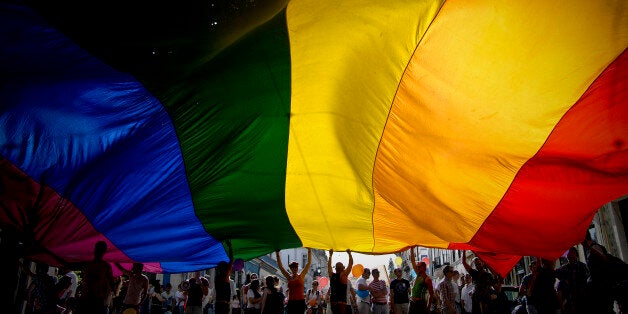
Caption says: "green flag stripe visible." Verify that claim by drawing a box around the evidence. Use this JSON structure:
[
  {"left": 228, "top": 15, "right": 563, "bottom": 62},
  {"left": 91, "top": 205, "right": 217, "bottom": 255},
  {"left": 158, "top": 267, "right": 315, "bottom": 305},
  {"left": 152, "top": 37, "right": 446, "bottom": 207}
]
[{"left": 166, "top": 9, "right": 301, "bottom": 259}]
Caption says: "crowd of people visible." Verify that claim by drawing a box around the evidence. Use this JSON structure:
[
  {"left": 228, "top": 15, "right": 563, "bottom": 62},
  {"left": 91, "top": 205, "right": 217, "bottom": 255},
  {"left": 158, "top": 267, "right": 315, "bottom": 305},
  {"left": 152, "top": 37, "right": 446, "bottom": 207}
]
[{"left": 16, "top": 235, "right": 628, "bottom": 314}]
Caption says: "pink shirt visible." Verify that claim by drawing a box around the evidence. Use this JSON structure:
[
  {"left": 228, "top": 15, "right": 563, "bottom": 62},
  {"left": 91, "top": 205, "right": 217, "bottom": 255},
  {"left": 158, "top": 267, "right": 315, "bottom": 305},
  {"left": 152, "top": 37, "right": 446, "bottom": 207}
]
[{"left": 368, "top": 279, "right": 388, "bottom": 303}]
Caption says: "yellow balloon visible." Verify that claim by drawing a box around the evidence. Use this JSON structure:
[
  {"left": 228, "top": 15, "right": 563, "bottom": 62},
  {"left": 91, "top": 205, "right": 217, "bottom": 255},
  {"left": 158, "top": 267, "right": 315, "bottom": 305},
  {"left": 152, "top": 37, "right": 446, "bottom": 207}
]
[{"left": 395, "top": 256, "right": 403, "bottom": 266}]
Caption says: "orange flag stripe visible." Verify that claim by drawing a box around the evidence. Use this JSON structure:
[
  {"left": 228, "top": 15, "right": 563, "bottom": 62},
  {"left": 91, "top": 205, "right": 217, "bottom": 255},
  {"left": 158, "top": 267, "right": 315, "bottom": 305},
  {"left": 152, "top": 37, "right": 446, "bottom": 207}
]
[{"left": 372, "top": 0, "right": 627, "bottom": 253}]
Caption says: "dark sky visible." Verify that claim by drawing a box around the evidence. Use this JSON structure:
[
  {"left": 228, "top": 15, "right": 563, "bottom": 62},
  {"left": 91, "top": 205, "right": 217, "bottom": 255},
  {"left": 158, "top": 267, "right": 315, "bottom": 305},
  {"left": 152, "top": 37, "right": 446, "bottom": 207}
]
[{"left": 24, "top": 0, "right": 288, "bottom": 86}]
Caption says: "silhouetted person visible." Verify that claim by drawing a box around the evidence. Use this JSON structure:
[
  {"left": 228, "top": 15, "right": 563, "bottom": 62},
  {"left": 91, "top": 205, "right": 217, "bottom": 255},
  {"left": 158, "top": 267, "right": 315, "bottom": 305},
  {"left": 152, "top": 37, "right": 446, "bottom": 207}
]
[{"left": 78, "top": 241, "right": 114, "bottom": 314}]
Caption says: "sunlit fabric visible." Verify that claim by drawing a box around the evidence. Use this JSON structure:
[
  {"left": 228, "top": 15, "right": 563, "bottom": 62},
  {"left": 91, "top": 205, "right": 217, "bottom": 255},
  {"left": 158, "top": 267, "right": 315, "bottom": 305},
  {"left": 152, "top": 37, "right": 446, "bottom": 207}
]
[{"left": 1, "top": 0, "right": 627, "bottom": 276}]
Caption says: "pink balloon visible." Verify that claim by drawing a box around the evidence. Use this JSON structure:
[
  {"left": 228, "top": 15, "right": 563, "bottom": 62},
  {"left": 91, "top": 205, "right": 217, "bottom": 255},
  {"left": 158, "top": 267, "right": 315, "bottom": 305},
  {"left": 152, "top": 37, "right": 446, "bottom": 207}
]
[
  {"left": 318, "top": 276, "right": 329, "bottom": 289},
  {"left": 233, "top": 258, "right": 245, "bottom": 271},
  {"left": 422, "top": 257, "right": 430, "bottom": 266}
]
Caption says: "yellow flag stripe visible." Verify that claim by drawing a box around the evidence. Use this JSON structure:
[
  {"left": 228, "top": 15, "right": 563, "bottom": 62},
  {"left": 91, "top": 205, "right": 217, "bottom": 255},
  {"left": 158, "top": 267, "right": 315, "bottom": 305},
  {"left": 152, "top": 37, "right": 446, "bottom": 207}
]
[{"left": 285, "top": 0, "right": 445, "bottom": 250}]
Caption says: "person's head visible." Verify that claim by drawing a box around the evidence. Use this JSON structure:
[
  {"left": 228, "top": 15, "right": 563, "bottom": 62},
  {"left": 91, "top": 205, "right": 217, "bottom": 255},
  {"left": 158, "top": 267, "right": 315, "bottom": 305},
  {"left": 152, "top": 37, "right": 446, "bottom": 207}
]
[
  {"left": 362, "top": 268, "right": 371, "bottom": 279},
  {"left": 165, "top": 283, "right": 172, "bottom": 292},
  {"left": 566, "top": 247, "right": 579, "bottom": 263},
  {"left": 452, "top": 270, "right": 460, "bottom": 282},
  {"left": 250, "top": 273, "right": 259, "bottom": 281},
  {"left": 94, "top": 241, "right": 107, "bottom": 260},
  {"left": 394, "top": 268, "right": 403, "bottom": 279},
  {"left": 464, "top": 273, "right": 472, "bottom": 284},
  {"left": 472, "top": 257, "right": 485, "bottom": 270},
  {"left": 250, "top": 279, "right": 260, "bottom": 291},
  {"left": 36, "top": 262, "right": 49, "bottom": 275},
  {"left": 335, "top": 262, "right": 345, "bottom": 273},
  {"left": 417, "top": 262, "right": 427, "bottom": 274},
  {"left": 371, "top": 268, "right": 380, "bottom": 279},
  {"left": 443, "top": 266, "right": 453, "bottom": 279},
  {"left": 312, "top": 280, "right": 319, "bottom": 290},
  {"left": 153, "top": 280, "right": 162, "bottom": 293},
  {"left": 132, "top": 262, "right": 144, "bottom": 274},
  {"left": 265, "top": 276, "right": 276, "bottom": 290},
  {"left": 200, "top": 276, "right": 210, "bottom": 287},
  {"left": 289, "top": 261, "right": 299, "bottom": 274},
  {"left": 529, "top": 259, "right": 538, "bottom": 273},
  {"left": 540, "top": 258, "right": 555, "bottom": 270}
]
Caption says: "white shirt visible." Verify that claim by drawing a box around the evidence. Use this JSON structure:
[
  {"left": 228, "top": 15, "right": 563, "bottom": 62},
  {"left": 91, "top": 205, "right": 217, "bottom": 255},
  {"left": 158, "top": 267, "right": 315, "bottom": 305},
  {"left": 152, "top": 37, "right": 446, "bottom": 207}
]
[
  {"left": 356, "top": 277, "right": 370, "bottom": 302},
  {"left": 66, "top": 271, "right": 79, "bottom": 298},
  {"left": 162, "top": 290, "right": 175, "bottom": 305},
  {"left": 175, "top": 290, "right": 186, "bottom": 306},
  {"left": 306, "top": 289, "right": 321, "bottom": 307},
  {"left": 452, "top": 281, "right": 460, "bottom": 303},
  {"left": 202, "top": 287, "right": 211, "bottom": 308},
  {"left": 346, "top": 281, "right": 356, "bottom": 304},
  {"left": 247, "top": 289, "right": 261, "bottom": 309},
  {"left": 461, "top": 283, "right": 474, "bottom": 313},
  {"left": 230, "top": 279, "right": 237, "bottom": 298}
]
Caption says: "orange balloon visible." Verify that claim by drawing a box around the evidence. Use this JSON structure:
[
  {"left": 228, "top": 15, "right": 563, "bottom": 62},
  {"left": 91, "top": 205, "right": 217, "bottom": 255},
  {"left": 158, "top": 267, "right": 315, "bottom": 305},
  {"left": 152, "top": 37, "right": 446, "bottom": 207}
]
[{"left": 352, "top": 264, "right": 364, "bottom": 277}]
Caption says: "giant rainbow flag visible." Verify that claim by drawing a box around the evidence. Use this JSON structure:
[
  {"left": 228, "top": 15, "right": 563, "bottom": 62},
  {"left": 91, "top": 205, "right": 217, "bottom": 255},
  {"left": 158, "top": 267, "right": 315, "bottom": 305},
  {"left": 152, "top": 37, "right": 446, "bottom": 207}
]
[{"left": 1, "top": 0, "right": 627, "bottom": 276}]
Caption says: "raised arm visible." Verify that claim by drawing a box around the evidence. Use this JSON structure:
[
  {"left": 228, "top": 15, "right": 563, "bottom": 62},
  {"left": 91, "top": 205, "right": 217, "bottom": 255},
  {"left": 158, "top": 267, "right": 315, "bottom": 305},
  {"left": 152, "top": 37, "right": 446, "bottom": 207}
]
[
  {"left": 300, "top": 248, "right": 313, "bottom": 280},
  {"left": 276, "top": 250, "right": 290, "bottom": 278},
  {"left": 461, "top": 250, "right": 472, "bottom": 273},
  {"left": 227, "top": 240, "right": 234, "bottom": 265},
  {"left": 410, "top": 247, "right": 419, "bottom": 272},
  {"left": 342, "top": 250, "right": 354, "bottom": 277},
  {"left": 114, "top": 263, "right": 132, "bottom": 277},
  {"left": 327, "top": 249, "right": 334, "bottom": 276},
  {"left": 225, "top": 240, "right": 234, "bottom": 277}
]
